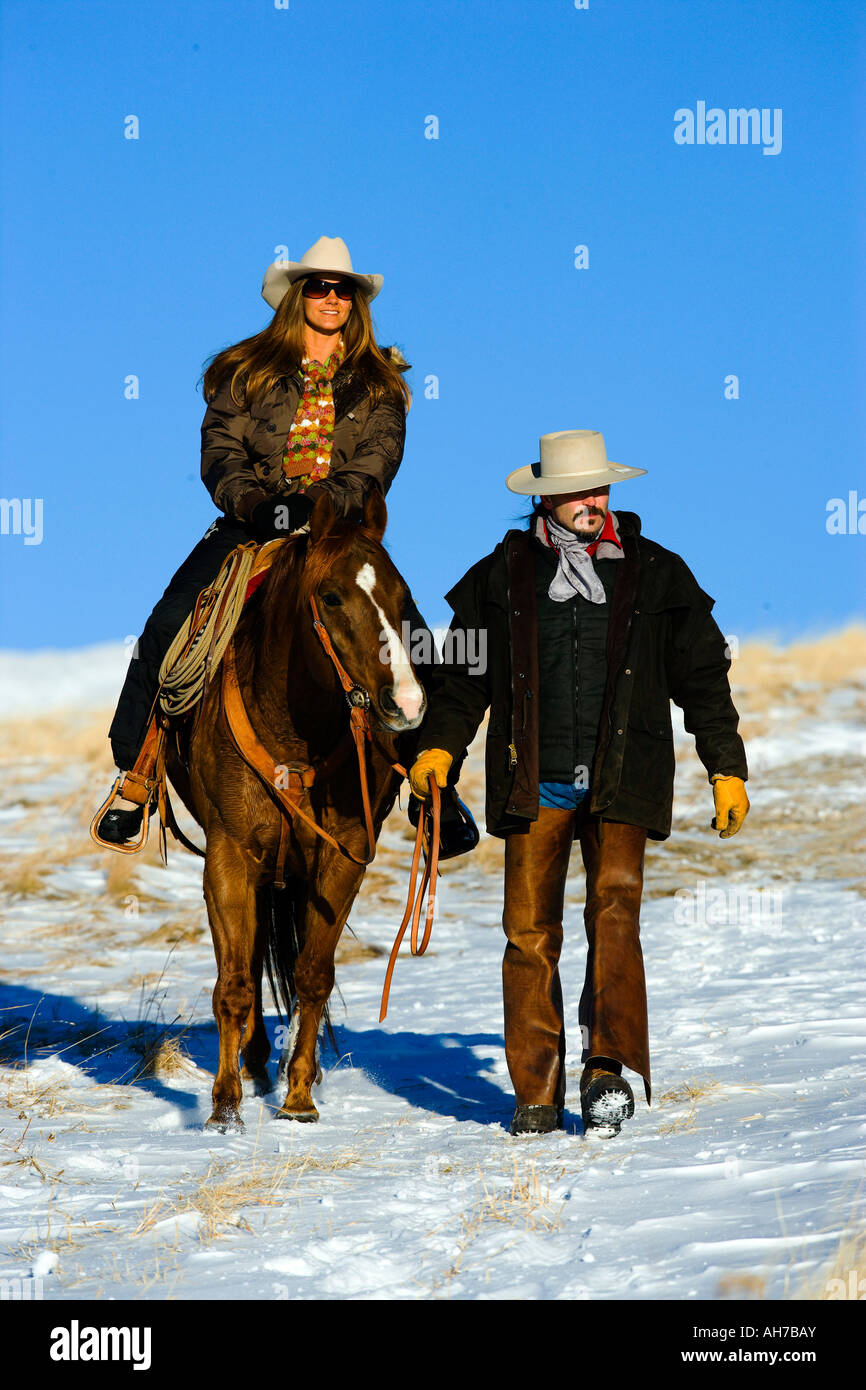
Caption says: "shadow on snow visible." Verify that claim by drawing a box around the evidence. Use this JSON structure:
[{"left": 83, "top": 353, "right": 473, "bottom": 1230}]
[{"left": 0, "top": 981, "right": 559, "bottom": 1131}]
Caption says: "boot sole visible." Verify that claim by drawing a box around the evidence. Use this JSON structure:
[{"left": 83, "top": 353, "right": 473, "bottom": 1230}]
[{"left": 581, "top": 1084, "right": 635, "bottom": 1138}]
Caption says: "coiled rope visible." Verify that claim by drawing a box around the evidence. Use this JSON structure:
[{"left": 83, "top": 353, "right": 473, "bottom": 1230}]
[{"left": 157, "top": 542, "right": 259, "bottom": 718}]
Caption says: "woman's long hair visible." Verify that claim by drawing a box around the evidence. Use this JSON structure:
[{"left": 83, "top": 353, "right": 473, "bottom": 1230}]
[{"left": 200, "top": 279, "right": 410, "bottom": 411}]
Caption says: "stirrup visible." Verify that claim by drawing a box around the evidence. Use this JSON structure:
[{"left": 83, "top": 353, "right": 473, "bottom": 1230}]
[{"left": 90, "top": 776, "right": 155, "bottom": 854}]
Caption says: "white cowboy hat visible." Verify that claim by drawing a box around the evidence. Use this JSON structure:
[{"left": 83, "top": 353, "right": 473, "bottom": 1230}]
[
  {"left": 506, "top": 430, "right": 647, "bottom": 495},
  {"left": 261, "top": 236, "right": 383, "bottom": 309}
]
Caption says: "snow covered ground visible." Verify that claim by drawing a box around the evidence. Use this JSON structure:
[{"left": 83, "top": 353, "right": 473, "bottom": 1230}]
[{"left": 0, "top": 635, "right": 864, "bottom": 1302}]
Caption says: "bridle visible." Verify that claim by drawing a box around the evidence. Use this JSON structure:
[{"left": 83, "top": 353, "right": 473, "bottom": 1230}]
[{"left": 219, "top": 590, "right": 441, "bottom": 1020}]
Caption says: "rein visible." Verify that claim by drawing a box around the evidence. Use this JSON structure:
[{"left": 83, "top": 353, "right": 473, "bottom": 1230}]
[{"left": 220, "top": 591, "right": 441, "bottom": 1019}]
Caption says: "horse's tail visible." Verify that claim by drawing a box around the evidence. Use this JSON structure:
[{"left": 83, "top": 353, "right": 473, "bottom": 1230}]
[
  {"left": 263, "top": 877, "right": 303, "bottom": 1026},
  {"left": 262, "top": 878, "right": 337, "bottom": 1056}
]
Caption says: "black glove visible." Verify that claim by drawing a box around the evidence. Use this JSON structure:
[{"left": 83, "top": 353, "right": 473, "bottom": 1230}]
[{"left": 249, "top": 492, "right": 314, "bottom": 542}]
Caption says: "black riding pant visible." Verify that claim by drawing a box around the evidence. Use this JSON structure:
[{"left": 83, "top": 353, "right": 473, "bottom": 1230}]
[{"left": 108, "top": 516, "right": 250, "bottom": 770}]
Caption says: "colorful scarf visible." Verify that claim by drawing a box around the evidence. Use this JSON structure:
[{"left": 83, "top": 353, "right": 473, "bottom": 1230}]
[{"left": 282, "top": 338, "right": 346, "bottom": 490}]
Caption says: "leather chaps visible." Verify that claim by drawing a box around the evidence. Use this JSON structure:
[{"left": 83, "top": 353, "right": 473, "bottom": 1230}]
[{"left": 501, "top": 805, "right": 652, "bottom": 1108}]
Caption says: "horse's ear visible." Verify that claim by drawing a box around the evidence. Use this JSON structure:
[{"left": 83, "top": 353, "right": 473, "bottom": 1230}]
[
  {"left": 363, "top": 485, "right": 387, "bottom": 542},
  {"left": 309, "top": 491, "right": 338, "bottom": 543}
]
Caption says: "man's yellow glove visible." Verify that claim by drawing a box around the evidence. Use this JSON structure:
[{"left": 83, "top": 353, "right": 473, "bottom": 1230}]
[
  {"left": 711, "top": 775, "right": 750, "bottom": 839},
  {"left": 409, "top": 749, "right": 453, "bottom": 800}
]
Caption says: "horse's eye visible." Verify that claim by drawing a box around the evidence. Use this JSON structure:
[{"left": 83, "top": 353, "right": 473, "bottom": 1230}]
[{"left": 321, "top": 592, "right": 342, "bottom": 608}]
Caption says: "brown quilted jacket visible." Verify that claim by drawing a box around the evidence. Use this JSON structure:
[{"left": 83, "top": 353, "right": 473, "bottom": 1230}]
[{"left": 200, "top": 346, "right": 409, "bottom": 524}]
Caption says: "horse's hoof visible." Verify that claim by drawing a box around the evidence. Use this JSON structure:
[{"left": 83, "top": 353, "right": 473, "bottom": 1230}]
[
  {"left": 274, "top": 1107, "right": 319, "bottom": 1123},
  {"left": 204, "top": 1109, "right": 244, "bottom": 1134}
]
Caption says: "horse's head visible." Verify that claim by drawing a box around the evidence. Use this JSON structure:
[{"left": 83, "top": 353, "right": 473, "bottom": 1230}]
[{"left": 303, "top": 489, "right": 427, "bottom": 732}]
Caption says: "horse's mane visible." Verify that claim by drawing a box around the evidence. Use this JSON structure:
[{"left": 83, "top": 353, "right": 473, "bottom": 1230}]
[
  {"left": 297, "top": 519, "right": 384, "bottom": 602},
  {"left": 235, "top": 520, "right": 385, "bottom": 663}
]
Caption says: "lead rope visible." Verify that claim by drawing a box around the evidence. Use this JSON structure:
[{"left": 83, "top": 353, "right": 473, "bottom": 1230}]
[
  {"left": 378, "top": 777, "right": 441, "bottom": 1022},
  {"left": 308, "top": 596, "right": 443, "bottom": 1016}
]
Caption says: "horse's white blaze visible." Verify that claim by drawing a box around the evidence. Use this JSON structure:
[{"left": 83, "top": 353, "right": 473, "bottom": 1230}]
[{"left": 355, "top": 561, "right": 424, "bottom": 720}]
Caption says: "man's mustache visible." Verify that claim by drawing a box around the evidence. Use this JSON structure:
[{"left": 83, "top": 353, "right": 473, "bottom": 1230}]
[{"left": 574, "top": 506, "right": 604, "bottom": 519}]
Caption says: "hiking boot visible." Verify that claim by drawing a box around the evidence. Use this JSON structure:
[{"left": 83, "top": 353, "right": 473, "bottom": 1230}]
[
  {"left": 408, "top": 786, "right": 479, "bottom": 861},
  {"left": 509, "top": 1104, "right": 563, "bottom": 1136},
  {"left": 580, "top": 1067, "right": 635, "bottom": 1137}
]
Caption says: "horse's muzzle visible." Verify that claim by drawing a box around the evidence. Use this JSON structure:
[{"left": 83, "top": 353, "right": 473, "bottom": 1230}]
[{"left": 377, "top": 683, "right": 427, "bottom": 731}]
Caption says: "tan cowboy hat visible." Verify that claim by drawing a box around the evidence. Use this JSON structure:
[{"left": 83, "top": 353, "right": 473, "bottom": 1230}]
[
  {"left": 506, "top": 430, "right": 647, "bottom": 495},
  {"left": 261, "top": 236, "right": 383, "bottom": 309}
]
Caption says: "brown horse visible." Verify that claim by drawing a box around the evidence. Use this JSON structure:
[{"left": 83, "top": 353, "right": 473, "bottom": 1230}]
[{"left": 166, "top": 488, "right": 427, "bottom": 1131}]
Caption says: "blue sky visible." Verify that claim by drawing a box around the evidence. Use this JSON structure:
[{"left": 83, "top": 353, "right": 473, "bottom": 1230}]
[{"left": 1, "top": 0, "right": 863, "bottom": 649}]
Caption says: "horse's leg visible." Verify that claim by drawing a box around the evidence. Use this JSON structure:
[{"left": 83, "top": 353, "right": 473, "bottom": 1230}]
[
  {"left": 240, "top": 901, "right": 272, "bottom": 1094},
  {"left": 276, "top": 851, "right": 363, "bottom": 1121},
  {"left": 203, "top": 826, "right": 261, "bottom": 1131}
]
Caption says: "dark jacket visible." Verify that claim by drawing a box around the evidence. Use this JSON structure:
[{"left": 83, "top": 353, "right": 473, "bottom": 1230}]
[
  {"left": 200, "top": 347, "right": 409, "bottom": 524},
  {"left": 533, "top": 542, "right": 616, "bottom": 782},
  {"left": 419, "top": 511, "right": 748, "bottom": 841}
]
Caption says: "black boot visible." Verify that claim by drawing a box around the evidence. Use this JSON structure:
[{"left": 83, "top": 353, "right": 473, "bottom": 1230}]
[
  {"left": 509, "top": 1104, "right": 563, "bottom": 1136},
  {"left": 97, "top": 800, "right": 146, "bottom": 846},
  {"left": 580, "top": 1068, "right": 635, "bottom": 1137}
]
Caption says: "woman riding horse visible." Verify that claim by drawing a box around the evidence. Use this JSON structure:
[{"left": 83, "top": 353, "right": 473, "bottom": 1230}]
[{"left": 98, "top": 235, "right": 411, "bottom": 844}]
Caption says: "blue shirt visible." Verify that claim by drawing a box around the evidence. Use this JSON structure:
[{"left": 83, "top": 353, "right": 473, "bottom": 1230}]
[{"left": 538, "top": 781, "right": 589, "bottom": 810}]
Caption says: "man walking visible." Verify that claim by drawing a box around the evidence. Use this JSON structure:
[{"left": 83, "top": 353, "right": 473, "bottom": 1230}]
[{"left": 409, "top": 431, "right": 749, "bottom": 1137}]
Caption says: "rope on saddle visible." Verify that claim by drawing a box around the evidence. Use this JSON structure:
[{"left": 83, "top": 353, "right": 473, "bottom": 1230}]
[{"left": 156, "top": 541, "right": 260, "bottom": 718}]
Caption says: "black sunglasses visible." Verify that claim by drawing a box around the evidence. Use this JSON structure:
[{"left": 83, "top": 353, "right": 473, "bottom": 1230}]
[{"left": 301, "top": 276, "right": 356, "bottom": 301}]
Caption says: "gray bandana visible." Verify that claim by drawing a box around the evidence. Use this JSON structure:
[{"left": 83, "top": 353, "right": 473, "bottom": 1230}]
[{"left": 536, "top": 510, "right": 623, "bottom": 604}]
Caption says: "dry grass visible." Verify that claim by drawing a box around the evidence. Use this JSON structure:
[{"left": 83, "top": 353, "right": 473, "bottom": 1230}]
[
  {"left": 809, "top": 1226, "right": 866, "bottom": 1300},
  {"left": 0, "top": 1145, "right": 60, "bottom": 1184},
  {"left": 1, "top": 1076, "right": 79, "bottom": 1121},
  {"left": 136, "top": 1034, "right": 200, "bottom": 1079},
  {"left": 124, "top": 991, "right": 195, "bottom": 1083},
  {"left": 5, "top": 1208, "right": 127, "bottom": 1278},
  {"left": 138, "top": 911, "right": 207, "bottom": 947},
  {"left": 336, "top": 930, "right": 385, "bottom": 964},
  {"left": 656, "top": 1075, "right": 728, "bottom": 1134},
  {"left": 717, "top": 1272, "right": 767, "bottom": 1299},
  {"left": 733, "top": 625, "right": 866, "bottom": 698},
  {"left": 132, "top": 1148, "right": 368, "bottom": 1244},
  {"left": 0, "top": 709, "right": 114, "bottom": 769},
  {"left": 0, "top": 852, "right": 55, "bottom": 899},
  {"left": 656, "top": 1075, "right": 761, "bottom": 1134},
  {"left": 0, "top": 832, "right": 164, "bottom": 905},
  {"left": 428, "top": 1158, "right": 564, "bottom": 1290},
  {"left": 0, "top": 1061, "right": 128, "bottom": 1117},
  {"left": 788, "top": 1202, "right": 866, "bottom": 1300},
  {"left": 467, "top": 1159, "right": 564, "bottom": 1233},
  {"left": 0, "top": 1024, "right": 21, "bottom": 1065},
  {"left": 103, "top": 854, "right": 141, "bottom": 898},
  {"left": 657, "top": 1075, "right": 780, "bottom": 1136}
]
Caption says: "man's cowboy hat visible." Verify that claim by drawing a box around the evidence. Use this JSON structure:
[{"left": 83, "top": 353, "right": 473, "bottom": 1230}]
[
  {"left": 261, "top": 236, "right": 383, "bottom": 309},
  {"left": 506, "top": 430, "right": 647, "bottom": 495}
]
